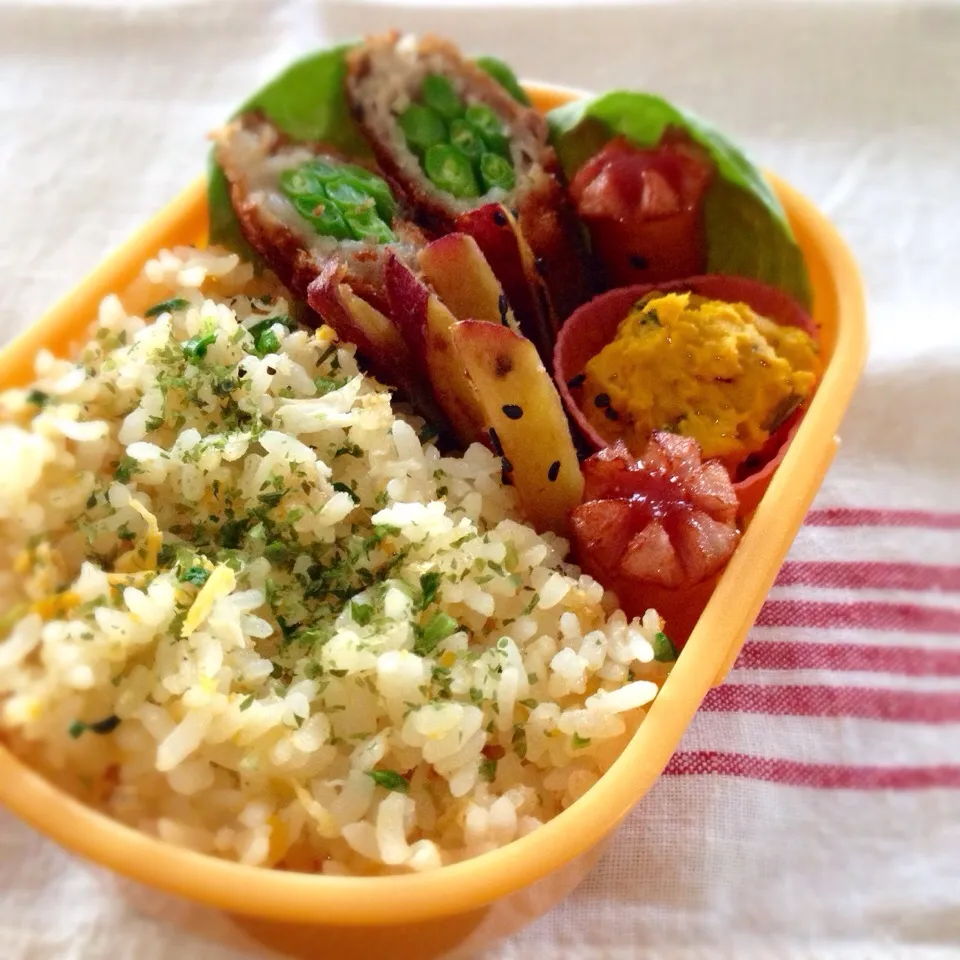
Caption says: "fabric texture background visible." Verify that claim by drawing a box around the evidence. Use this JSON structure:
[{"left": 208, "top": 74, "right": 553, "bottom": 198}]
[{"left": 1, "top": 1, "right": 959, "bottom": 957}]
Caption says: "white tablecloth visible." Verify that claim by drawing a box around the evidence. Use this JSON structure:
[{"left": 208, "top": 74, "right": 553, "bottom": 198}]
[{"left": 2, "top": 1, "right": 960, "bottom": 957}]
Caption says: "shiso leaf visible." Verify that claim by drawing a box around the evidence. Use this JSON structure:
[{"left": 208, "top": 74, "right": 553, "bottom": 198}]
[{"left": 207, "top": 43, "right": 369, "bottom": 258}]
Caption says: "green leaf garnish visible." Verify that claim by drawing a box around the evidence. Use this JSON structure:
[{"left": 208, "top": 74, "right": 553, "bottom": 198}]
[
  {"left": 145, "top": 297, "right": 190, "bottom": 318},
  {"left": 419, "top": 571, "right": 442, "bottom": 610},
  {"left": 113, "top": 455, "right": 139, "bottom": 483},
  {"left": 254, "top": 328, "right": 281, "bottom": 358},
  {"left": 179, "top": 566, "right": 210, "bottom": 587},
  {"left": 183, "top": 333, "right": 217, "bottom": 361},
  {"left": 479, "top": 757, "right": 498, "bottom": 782},
  {"left": 366, "top": 769, "right": 409, "bottom": 792},
  {"left": 26, "top": 389, "right": 49, "bottom": 407},
  {"left": 68, "top": 715, "right": 120, "bottom": 739},
  {"left": 351, "top": 601, "right": 374, "bottom": 627},
  {"left": 413, "top": 611, "right": 458, "bottom": 656},
  {"left": 547, "top": 91, "right": 811, "bottom": 307},
  {"left": 572, "top": 732, "right": 591, "bottom": 749},
  {"left": 653, "top": 630, "right": 678, "bottom": 663}
]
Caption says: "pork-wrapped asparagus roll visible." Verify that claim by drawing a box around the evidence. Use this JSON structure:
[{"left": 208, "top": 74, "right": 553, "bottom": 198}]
[
  {"left": 214, "top": 112, "right": 440, "bottom": 406},
  {"left": 214, "top": 111, "right": 427, "bottom": 315},
  {"left": 345, "top": 32, "right": 589, "bottom": 337}
]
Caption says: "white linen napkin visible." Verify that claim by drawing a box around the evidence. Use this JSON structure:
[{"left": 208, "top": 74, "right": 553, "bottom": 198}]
[{"left": 1, "top": 1, "right": 959, "bottom": 957}]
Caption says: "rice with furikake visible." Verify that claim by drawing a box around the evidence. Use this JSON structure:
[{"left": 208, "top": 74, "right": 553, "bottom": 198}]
[{"left": 0, "top": 248, "right": 668, "bottom": 875}]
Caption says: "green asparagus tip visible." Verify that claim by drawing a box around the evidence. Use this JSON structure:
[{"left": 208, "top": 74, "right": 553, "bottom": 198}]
[
  {"left": 449, "top": 119, "right": 484, "bottom": 161},
  {"left": 398, "top": 103, "right": 448, "bottom": 155},
  {"left": 424, "top": 144, "right": 481, "bottom": 199},
  {"left": 479, "top": 151, "right": 516, "bottom": 192},
  {"left": 464, "top": 103, "right": 510, "bottom": 157},
  {"left": 421, "top": 73, "right": 466, "bottom": 121}
]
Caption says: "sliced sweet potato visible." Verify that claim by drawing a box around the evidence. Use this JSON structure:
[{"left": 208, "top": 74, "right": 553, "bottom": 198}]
[
  {"left": 450, "top": 320, "right": 583, "bottom": 535},
  {"left": 455, "top": 204, "right": 557, "bottom": 364},
  {"left": 418, "top": 234, "right": 516, "bottom": 328},
  {"left": 423, "top": 298, "right": 489, "bottom": 446},
  {"left": 307, "top": 263, "right": 443, "bottom": 426},
  {"left": 384, "top": 253, "right": 430, "bottom": 362},
  {"left": 384, "top": 253, "right": 488, "bottom": 446}
]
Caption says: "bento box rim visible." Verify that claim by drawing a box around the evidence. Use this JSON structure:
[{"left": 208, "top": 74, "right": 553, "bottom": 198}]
[{"left": 0, "top": 81, "right": 867, "bottom": 926}]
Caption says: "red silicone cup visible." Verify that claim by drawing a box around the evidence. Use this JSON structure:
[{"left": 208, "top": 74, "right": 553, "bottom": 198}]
[{"left": 554, "top": 274, "right": 819, "bottom": 516}]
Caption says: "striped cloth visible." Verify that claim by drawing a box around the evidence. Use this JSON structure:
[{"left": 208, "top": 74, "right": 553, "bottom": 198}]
[
  {"left": 489, "top": 503, "right": 960, "bottom": 957},
  {"left": 3, "top": 1, "right": 960, "bottom": 958}
]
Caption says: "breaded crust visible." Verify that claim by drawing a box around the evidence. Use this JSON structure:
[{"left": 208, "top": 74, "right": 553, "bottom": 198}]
[{"left": 213, "top": 112, "right": 427, "bottom": 319}]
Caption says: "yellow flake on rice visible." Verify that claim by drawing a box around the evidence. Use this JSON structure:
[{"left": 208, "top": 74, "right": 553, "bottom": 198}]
[
  {"left": 265, "top": 814, "right": 289, "bottom": 866},
  {"left": 181, "top": 564, "right": 236, "bottom": 638},
  {"left": 115, "top": 499, "right": 163, "bottom": 573},
  {"left": 105, "top": 571, "right": 154, "bottom": 588},
  {"left": 30, "top": 591, "right": 80, "bottom": 621},
  {"left": 291, "top": 781, "right": 339, "bottom": 839},
  {"left": 4, "top": 695, "right": 41, "bottom": 724}
]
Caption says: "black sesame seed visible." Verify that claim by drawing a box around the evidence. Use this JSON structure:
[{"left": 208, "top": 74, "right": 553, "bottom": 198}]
[
  {"left": 488, "top": 427, "right": 504, "bottom": 456},
  {"left": 501, "top": 456, "right": 513, "bottom": 474},
  {"left": 547, "top": 460, "right": 561, "bottom": 482},
  {"left": 498, "top": 292, "right": 509, "bottom": 325},
  {"left": 502, "top": 404, "right": 523, "bottom": 420},
  {"left": 492, "top": 209, "right": 508, "bottom": 227},
  {"left": 594, "top": 393, "right": 611, "bottom": 409},
  {"left": 265, "top": 365, "right": 277, "bottom": 376},
  {"left": 605, "top": 406, "right": 620, "bottom": 421},
  {"left": 629, "top": 254, "right": 649, "bottom": 270},
  {"left": 566, "top": 373, "right": 586, "bottom": 390}
]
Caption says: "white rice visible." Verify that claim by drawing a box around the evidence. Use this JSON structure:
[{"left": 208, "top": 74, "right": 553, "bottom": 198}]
[{"left": 0, "top": 247, "right": 669, "bottom": 875}]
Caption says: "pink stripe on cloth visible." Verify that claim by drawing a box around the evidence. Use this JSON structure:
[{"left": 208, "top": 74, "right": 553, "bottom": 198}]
[
  {"left": 804, "top": 508, "right": 960, "bottom": 529},
  {"left": 701, "top": 684, "right": 960, "bottom": 723},
  {"left": 775, "top": 561, "right": 960, "bottom": 592},
  {"left": 736, "top": 640, "right": 960, "bottom": 677},
  {"left": 756, "top": 600, "right": 960, "bottom": 633},
  {"left": 663, "top": 750, "right": 960, "bottom": 789}
]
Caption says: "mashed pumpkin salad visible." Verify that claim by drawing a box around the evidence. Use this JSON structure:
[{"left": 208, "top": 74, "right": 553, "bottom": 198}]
[
  {"left": 2, "top": 32, "right": 821, "bottom": 876},
  {"left": 578, "top": 291, "right": 820, "bottom": 463}
]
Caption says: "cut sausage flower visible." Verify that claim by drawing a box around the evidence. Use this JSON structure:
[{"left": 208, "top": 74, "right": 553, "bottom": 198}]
[{"left": 570, "top": 434, "right": 739, "bottom": 592}]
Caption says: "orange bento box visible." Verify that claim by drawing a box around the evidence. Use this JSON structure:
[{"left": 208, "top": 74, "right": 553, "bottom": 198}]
[{"left": 0, "top": 83, "right": 866, "bottom": 960}]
